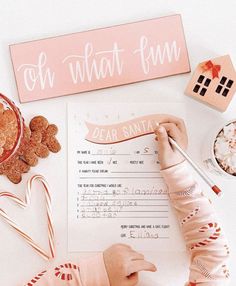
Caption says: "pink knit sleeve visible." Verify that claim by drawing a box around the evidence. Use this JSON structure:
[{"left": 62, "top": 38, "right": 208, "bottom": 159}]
[
  {"left": 161, "top": 161, "right": 230, "bottom": 286},
  {"left": 24, "top": 253, "right": 110, "bottom": 286}
]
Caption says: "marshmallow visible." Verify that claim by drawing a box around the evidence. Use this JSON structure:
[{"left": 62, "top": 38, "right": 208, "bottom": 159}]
[{"left": 214, "top": 121, "right": 236, "bottom": 175}]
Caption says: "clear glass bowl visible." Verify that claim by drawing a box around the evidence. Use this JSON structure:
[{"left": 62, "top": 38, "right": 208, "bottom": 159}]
[{"left": 0, "top": 93, "right": 24, "bottom": 164}]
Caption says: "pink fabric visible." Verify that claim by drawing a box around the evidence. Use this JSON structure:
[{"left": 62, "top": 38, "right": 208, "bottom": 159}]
[
  {"left": 161, "top": 161, "right": 230, "bottom": 285},
  {"left": 24, "top": 254, "right": 109, "bottom": 286},
  {"left": 25, "top": 162, "right": 230, "bottom": 286},
  {"left": 79, "top": 254, "right": 110, "bottom": 286}
]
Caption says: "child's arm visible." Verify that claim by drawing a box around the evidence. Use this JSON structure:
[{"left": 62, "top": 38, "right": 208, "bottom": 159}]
[
  {"left": 155, "top": 117, "right": 230, "bottom": 286},
  {"left": 23, "top": 254, "right": 109, "bottom": 286},
  {"left": 24, "top": 244, "right": 156, "bottom": 286}
]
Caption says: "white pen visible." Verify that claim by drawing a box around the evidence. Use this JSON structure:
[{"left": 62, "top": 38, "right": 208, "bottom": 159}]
[{"left": 155, "top": 123, "right": 222, "bottom": 197}]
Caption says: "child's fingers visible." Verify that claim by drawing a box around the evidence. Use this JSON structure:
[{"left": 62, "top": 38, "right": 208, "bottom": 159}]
[
  {"left": 155, "top": 125, "right": 172, "bottom": 152},
  {"left": 129, "top": 251, "right": 145, "bottom": 261},
  {"left": 159, "top": 115, "right": 186, "bottom": 133},
  {"left": 116, "top": 243, "right": 132, "bottom": 249},
  {"left": 158, "top": 123, "right": 184, "bottom": 147},
  {"left": 127, "top": 272, "right": 139, "bottom": 285},
  {"left": 127, "top": 260, "right": 157, "bottom": 276}
]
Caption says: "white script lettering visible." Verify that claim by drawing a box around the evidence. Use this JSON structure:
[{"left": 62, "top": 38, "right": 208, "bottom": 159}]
[{"left": 17, "top": 52, "right": 55, "bottom": 91}]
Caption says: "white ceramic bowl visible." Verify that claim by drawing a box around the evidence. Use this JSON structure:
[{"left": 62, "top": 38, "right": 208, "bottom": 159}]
[{"left": 202, "top": 119, "right": 236, "bottom": 179}]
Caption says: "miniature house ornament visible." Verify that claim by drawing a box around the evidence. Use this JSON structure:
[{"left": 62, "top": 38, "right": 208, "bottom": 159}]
[{"left": 185, "top": 55, "right": 236, "bottom": 112}]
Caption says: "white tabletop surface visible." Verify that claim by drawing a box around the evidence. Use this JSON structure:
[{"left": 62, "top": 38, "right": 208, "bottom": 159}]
[{"left": 0, "top": 1, "right": 236, "bottom": 285}]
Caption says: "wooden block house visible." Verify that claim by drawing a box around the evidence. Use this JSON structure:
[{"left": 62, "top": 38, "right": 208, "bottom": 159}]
[{"left": 185, "top": 55, "right": 236, "bottom": 112}]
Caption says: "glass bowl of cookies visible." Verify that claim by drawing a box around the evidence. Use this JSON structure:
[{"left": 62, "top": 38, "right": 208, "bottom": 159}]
[
  {"left": 0, "top": 93, "right": 24, "bottom": 164},
  {"left": 0, "top": 93, "right": 61, "bottom": 184}
]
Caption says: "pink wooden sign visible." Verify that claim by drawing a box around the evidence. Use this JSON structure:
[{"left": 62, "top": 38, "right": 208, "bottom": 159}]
[{"left": 10, "top": 14, "right": 190, "bottom": 103}]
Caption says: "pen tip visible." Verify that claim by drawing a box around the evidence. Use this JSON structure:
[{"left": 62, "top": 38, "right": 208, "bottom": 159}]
[{"left": 212, "top": 185, "right": 223, "bottom": 197}]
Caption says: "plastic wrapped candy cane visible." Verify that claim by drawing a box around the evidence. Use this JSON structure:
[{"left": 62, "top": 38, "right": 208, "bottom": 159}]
[{"left": 0, "top": 175, "right": 55, "bottom": 260}]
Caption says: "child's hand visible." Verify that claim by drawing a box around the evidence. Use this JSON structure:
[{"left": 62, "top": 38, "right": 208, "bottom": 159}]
[
  {"left": 155, "top": 116, "right": 188, "bottom": 170},
  {"left": 103, "top": 244, "right": 156, "bottom": 286}
]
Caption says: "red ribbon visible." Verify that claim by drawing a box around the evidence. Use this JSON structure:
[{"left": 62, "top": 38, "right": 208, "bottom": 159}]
[{"left": 201, "top": 60, "right": 221, "bottom": 79}]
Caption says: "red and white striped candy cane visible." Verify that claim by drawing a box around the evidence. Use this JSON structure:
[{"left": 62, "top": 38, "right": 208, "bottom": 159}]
[
  {"left": 190, "top": 222, "right": 221, "bottom": 250},
  {"left": 222, "top": 264, "right": 230, "bottom": 279},
  {"left": 25, "top": 270, "right": 47, "bottom": 286},
  {"left": 0, "top": 175, "right": 55, "bottom": 260},
  {"left": 54, "top": 263, "right": 81, "bottom": 282},
  {"left": 181, "top": 206, "right": 200, "bottom": 225}
]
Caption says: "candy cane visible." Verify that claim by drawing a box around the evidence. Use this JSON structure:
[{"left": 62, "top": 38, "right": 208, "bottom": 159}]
[
  {"left": 224, "top": 244, "right": 230, "bottom": 255},
  {"left": 190, "top": 222, "right": 221, "bottom": 250},
  {"left": 0, "top": 175, "right": 55, "bottom": 260},
  {"left": 25, "top": 270, "right": 47, "bottom": 286},
  {"left": 222, "top": 264, "right": 230, "bottom": 279},
  {"left": 181, "top": 206, "right": 200, "bottom": 225},
  {"left": 54, "top": 263, "right": 81, "bottom": 282},
  {"left": 193, "top": 259, "right": 213, "bottom": 280}
]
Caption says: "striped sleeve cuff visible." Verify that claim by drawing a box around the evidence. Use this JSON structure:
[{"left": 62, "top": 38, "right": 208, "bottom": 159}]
[{"left": 79, "top": 253, "right": 110, "bottom": 286}]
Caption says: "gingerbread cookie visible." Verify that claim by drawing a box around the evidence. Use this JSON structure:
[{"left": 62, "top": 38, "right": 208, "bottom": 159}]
[
  {"left": 0, "top": 104, "right": 18, "bottom": 156},
  {"left": 0, "top": 116, "right": 61, "bottom": 184},
  {"left": 30, "top": 116, "right": 61, "bottom": 152},
  {"left": 0, "top": 130, "right": 31, "bottom": 183},
  {"left": 25, "top": 116, "right": 61, "bottom": 160}
]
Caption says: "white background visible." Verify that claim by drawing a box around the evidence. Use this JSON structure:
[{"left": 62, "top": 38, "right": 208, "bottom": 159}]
[{"left": 0, "top": 1, "right": 235, "bottom": 285}]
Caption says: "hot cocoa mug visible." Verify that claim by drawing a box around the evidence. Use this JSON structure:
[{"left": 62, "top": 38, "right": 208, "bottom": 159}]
[{"left": 202, "top": 119, "right": 236, "bottom": 179}]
